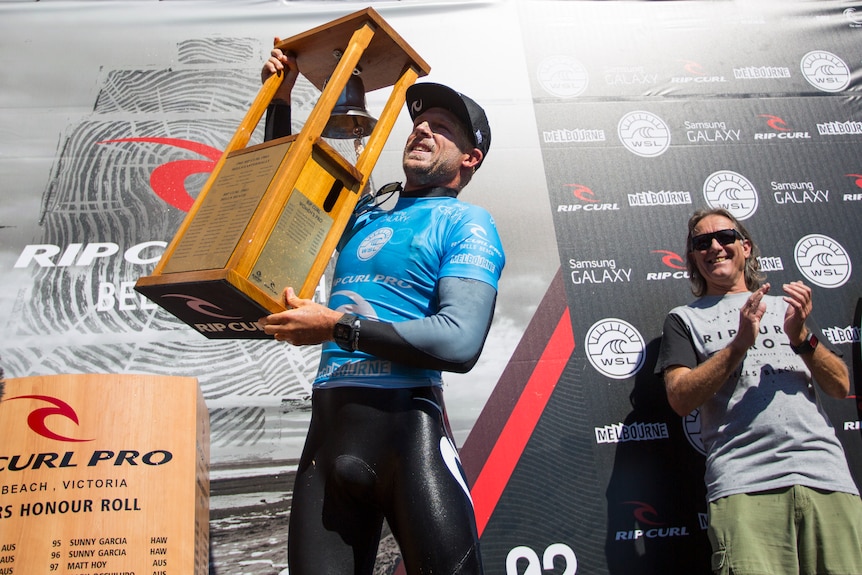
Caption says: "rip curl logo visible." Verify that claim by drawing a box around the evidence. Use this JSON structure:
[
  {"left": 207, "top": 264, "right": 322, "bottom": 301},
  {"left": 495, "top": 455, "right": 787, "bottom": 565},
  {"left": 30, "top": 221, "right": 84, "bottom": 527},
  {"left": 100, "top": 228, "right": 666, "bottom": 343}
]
[
  {"left": 617, "top": 111, "right": 671, "bottom": 158},
  {"left": 646, "top": 250, "right": 688, "bottom": 282},
  {"left": 758, "top": 114, "right": 790, "bottom": 131},
  {"left": 653, "top": 250, "right": 686, "bottom": 270},
  {"left": 703, "top": 170, "right": 759, "bottom": 221},
  {"left": 331, "top": 289, "right": 377, "bottom": 319},
  {"left": 537, "top": 55, "right": 589, "bottom": 98},
  {"left": 680, "top": 60, "right": 706, "bottom": 76},
  {"left": 568, "top": 184, "right": 598, "bottom": 203},
  {"left": 439, "top": 436, "right": 472, "bottom": 503},
  {"left": 357, "top": 227, "right": 393, "bottom": 261},
  {"left": 847, "top": 174, "right": 862, "bottom": 190},
  {"left": 623, "top": 501, "right": 664, "bottom": 527},
  {"left": 794, "top": 234, "right": 852, "bottom": 288},
  {"left": 585, "top": 318, "right": 645, "bottom": 380},
  {"left": 845, "top": 7, "right": 862, "bottom": 27},
  {"left": 410, "top": 99, "right": 424, "bottom": 116},
  {"left": 800, "top": 50, "right": 851, "bottom": 93},
  {"left": 97, "top": 137, "right": 222, "bottom": 212},
  {"left": 9, "top": 395, "right": 93, "bottom": 442},
  {"left": 468, "top": 224, "right": 489, "bottom": 240},
  {"left": 162, "top": 294, "right": 242, "bottom": 319}
]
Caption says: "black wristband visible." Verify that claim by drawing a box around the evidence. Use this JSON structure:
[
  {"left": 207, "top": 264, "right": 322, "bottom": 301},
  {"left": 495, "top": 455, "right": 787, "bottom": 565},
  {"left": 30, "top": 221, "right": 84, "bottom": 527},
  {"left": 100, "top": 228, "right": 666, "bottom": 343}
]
[{"left": 790, "top": 331, "right": 819, "bottom": 355}]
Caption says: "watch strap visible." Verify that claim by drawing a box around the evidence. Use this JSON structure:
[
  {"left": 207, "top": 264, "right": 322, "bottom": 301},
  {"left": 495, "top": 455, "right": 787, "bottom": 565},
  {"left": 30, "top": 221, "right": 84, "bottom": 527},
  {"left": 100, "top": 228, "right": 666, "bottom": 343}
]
[
  {"left": 790, "top": 331, "right": 819, "bottom": 355},
  {"left": 333, "top": 313, "right": 360, "bottom": 352}
]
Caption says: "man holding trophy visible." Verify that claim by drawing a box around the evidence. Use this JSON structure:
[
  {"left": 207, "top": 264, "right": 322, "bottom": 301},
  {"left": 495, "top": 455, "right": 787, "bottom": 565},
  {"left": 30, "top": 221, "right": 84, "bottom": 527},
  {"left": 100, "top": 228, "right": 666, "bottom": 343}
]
[{"left": 259, "top": 43, "right": 504, "bottom": 575}]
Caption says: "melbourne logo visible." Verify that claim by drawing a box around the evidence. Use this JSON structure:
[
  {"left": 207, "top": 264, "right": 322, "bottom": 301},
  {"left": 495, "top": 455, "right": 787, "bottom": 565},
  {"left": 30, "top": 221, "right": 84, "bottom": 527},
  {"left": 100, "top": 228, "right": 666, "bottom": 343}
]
[
  {"left": 585, "top": 318, "right": 645, "bottom": 380},
  {"left": 618, "top": 111, "right": 671, "bottom": 158},
  {"left": 794, "top": 234, "right": 852, "bottom": 288},
  {"left": 800, "top": 50, "right": 851, "bottom": 93},
  {"left": 8, "top": 395, "right": 94, "bottom": 442},
  {"left": 537, "top": 55, "right": 589, "bottom": 98},
  {"left": 595, "top": 421, "right": 668, "bottom": 444},
  {"left": 703, "top": 170, "right": 759, "bottom": 220},
  {"left": 357, "top": 227, "right": 393, "bottom": 261}
]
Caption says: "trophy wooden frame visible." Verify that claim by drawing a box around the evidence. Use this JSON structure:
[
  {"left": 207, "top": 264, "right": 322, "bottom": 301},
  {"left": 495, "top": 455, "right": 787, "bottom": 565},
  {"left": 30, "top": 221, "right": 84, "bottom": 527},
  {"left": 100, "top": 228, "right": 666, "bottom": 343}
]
[
  {"left": 135, "top": 8, "right": 430, "bottom": 339},
  {"left": 0, "top": 374, "right": 209, "bottom": 574}
]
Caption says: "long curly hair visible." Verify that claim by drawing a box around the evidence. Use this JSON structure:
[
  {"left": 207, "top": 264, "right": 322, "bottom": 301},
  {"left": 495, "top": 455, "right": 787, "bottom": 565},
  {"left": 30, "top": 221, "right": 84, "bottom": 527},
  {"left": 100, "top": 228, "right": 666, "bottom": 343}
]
[{"left": 685, "top": 208, "right": 764, "bottom": 297}]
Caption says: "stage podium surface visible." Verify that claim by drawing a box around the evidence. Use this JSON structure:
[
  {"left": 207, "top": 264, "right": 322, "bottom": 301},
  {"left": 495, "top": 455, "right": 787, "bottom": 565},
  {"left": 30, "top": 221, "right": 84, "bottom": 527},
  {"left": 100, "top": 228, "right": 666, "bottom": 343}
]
[{"left": 0, "top": 374, "right": 210, "bottom": 575}]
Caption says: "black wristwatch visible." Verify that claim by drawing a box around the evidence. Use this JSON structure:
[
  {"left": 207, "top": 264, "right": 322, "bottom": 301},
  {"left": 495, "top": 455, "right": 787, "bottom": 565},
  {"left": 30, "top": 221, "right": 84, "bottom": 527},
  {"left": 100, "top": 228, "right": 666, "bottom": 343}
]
[
  {"left": 790, "top": 331, "right": 819, "bottom": 355},
  {"left": 333, "top": 313, "right": 361, "bottom": 352}
]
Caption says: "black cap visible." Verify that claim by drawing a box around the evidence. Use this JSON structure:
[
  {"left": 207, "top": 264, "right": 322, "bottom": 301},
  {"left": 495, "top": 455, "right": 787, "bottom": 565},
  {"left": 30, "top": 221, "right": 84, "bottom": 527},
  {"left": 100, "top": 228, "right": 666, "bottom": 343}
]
[{"left": 405, "top": 83, "right": 491, "bottom": 169}]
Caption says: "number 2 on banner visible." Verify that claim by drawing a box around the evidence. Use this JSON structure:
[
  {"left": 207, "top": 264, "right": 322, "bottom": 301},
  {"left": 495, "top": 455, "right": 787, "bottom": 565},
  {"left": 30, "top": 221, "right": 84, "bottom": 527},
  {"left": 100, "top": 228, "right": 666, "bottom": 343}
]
[{"left": 506, "top": 543, "right": 578, "bottom": 575}]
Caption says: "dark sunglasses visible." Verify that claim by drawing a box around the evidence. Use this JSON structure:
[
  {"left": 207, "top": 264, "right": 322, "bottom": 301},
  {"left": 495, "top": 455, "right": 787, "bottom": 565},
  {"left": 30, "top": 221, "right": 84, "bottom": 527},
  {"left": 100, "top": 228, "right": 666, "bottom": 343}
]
[{"left": 690, "top": 228, "right": 743, "bottom": 251}]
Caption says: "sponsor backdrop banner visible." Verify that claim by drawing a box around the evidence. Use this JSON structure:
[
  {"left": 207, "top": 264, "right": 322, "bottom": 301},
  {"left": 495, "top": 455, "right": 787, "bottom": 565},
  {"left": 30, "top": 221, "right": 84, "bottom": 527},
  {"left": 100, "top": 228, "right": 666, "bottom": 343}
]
[
  {"left": 0, "top": 1, "right": 860, "bottom": 574},
  {"left": 486, "top": 2, "right": 862, "bottom": 574}
]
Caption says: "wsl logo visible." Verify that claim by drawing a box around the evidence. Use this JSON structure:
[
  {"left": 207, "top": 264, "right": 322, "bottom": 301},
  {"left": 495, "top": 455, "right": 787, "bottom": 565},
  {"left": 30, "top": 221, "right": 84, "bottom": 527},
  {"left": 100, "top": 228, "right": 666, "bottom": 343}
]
[
  {"left": 357, "top": 227, "right": 393, "bottom": 261},
  {"left": 794, "top": 234, "right": 852, "bottom": 288},
  {"left": 585, "top": 318, "right": 645, "bottom": 380},
  {"left": 683, "top": 409, "right": 705, "bottom": 455},
  {"left": 537, "top": 55, "right": 589, "bottom": 98},
  {"left": 618, "top": 111, "right": 671, "bottom": 158},
  {"left": 703, "top": 170, "right": 759, "bottom": 220},
  {"left": 800, "top": 50, "right": 851, "bottom": 93}
]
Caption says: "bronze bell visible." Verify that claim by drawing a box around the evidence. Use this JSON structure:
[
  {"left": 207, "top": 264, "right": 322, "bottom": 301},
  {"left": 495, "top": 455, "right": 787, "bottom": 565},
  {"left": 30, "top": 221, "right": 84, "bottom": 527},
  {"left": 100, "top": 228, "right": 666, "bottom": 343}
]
[{"left": 322, "top": 71, "right": 378, "bottom": 139}]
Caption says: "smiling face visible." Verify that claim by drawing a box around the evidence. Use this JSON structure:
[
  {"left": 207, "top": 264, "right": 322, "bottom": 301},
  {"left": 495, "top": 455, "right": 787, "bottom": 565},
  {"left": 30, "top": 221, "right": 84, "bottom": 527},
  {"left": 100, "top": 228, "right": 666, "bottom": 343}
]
[
  {"left": 402, "top": 108, "right": 478, "bottom": 191},
  {"left": 688, "top": 213, "right": 751, "bottom": 295}
]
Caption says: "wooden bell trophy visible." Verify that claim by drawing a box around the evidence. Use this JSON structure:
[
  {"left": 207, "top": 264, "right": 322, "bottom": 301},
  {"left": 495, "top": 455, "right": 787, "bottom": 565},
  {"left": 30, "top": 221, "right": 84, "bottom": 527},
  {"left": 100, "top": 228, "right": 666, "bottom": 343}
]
[{"left": 135, "top": 8, "right": 430, "bottom": 339}]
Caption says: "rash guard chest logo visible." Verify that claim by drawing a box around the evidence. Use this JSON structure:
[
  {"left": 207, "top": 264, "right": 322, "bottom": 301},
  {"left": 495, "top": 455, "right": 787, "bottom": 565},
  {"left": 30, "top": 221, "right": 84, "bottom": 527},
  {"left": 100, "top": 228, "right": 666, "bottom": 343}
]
[{"left": 357, "top": 227, "right": 394, "bottom": 261}]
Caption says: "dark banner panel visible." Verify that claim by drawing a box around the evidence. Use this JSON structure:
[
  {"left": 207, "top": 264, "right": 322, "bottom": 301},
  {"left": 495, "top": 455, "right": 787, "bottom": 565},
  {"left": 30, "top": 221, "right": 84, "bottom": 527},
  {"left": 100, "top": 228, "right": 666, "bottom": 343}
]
[{"left": 467, "top": 1, "right": 862, "bottom": 574}]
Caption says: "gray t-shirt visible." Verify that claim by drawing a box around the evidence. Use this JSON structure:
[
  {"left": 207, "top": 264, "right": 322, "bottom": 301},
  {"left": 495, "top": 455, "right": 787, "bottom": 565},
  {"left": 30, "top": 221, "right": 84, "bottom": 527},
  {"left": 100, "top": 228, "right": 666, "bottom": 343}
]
[{"left": 657, "top": 292, "right": 858, "bottom": 502}]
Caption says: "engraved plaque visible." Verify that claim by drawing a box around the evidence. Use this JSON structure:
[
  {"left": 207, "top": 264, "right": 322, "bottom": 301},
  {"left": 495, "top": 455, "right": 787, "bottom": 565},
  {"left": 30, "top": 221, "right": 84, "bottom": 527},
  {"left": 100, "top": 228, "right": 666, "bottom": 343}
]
[
  {"left": 251, "top": 189, "right": 333, "bottom": 298},
  {"left": 163, "top": 139, "right": 292, "bottom": 274},
  {"left": 0, "top": 374, "right": 209, "bottom": 574}
]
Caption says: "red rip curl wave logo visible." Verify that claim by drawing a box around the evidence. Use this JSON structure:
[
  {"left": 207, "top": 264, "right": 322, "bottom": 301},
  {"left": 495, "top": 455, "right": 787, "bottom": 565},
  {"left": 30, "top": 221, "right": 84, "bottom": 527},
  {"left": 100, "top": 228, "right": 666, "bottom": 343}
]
[
  {"left": 98, "top": 137, "right": 223, "bottom": 212},
  {"left": 758, "top": 114, "right": 790, "bottom": 132},
  {"left": 565, "top": 184, "right": 598, "bottom": 203},
  {"left": 652, "top": 250, "right": 686, "bottom": 270},
  {"left": 9, "top": 395, "right": 94, "bottom": 442},
  {"left": 846, "top": 174, "right": 862, "bottom": 189},
  {"left": 623, "top": 501, "right": 665, "bottom": 526}
]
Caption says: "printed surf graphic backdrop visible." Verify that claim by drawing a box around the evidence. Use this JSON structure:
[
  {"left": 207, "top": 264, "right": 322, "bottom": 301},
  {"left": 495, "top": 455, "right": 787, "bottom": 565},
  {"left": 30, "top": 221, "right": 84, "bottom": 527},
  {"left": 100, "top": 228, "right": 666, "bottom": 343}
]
[
  {"left": 0, "top": 2, "right": 555, "bottom": 574},
  {"left": 1, "top": 1, "right": 861, "bottom": 574}
]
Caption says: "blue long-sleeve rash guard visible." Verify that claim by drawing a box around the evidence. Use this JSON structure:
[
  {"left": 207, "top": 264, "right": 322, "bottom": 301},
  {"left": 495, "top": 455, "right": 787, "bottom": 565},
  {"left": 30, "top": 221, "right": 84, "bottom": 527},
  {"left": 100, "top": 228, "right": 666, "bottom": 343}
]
[{"left": 265, "top": 102, "right": 504, "bottom": 382}]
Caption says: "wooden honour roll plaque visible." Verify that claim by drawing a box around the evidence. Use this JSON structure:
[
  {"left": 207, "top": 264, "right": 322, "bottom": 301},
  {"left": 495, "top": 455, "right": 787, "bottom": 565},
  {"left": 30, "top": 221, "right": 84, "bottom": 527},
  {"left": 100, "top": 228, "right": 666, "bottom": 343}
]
[
  {"left": 134, "top": 8, "right": 430, "bottom": 339},
  {"left": 0, "top": 374, "right": 210, "bottom": 575}
]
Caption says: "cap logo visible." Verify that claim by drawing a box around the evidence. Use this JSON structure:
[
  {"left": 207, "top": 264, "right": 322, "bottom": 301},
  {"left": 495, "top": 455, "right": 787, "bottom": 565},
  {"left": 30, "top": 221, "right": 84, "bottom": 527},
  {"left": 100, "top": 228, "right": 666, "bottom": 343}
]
[
  {"left": 475, "top": 129, "right": 483, "bottom": 145},
  {"left": 411, "top": 99, "right": 424, "bottom": 115}
]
